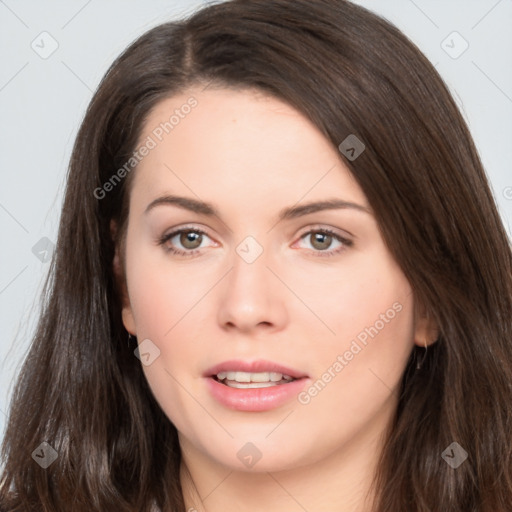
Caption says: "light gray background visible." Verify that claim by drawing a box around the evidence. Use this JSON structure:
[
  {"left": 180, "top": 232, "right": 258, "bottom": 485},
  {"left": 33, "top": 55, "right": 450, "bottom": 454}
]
[{"left": 1, "top": 0, "right": 511, "bottom": 441}]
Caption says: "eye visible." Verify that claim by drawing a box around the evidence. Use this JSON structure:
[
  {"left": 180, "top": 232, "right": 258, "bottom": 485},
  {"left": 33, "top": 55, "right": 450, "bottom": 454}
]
[
  {"left": 157, "top": 227, "right": 216, "bottom": 257},
  {"left": 295, "top": 228, "right": 352, "bottom": 257},
  {"left": 157, "top": 226, "right": 352, "bottom": 258}
]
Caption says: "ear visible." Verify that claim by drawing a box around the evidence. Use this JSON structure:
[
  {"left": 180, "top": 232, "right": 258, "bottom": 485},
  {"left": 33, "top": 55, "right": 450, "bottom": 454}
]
[
  {"left": 413, "top": 300, "right": 439, "bottom": 348},
  {"left": 111, "top": 220, "right": 137, "bottom": 336}
]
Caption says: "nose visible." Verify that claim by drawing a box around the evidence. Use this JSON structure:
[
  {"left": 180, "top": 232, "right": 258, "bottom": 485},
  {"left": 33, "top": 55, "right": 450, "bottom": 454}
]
[{"left": 216, "top": 242, "right": 288, "bottom": 334}]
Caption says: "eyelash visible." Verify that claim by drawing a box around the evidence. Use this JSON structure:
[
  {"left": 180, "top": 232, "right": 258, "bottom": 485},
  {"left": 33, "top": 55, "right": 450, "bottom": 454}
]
[{"left": 157, "top": 226, "right": 353, "bottom": 258}]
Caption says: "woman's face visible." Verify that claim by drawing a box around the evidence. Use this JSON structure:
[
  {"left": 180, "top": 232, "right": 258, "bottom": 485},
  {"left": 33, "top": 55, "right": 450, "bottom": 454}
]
[{"left": 117, "top": 86, "right": 433, "bottom": 473}]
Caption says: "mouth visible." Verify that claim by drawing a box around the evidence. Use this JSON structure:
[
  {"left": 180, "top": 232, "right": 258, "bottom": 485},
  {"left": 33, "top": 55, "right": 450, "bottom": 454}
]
[
  {"left": 204, "top": 360, "right": 310, "bottom": 412},
  {"left": 212, "top": 371, "right": 297, "bottom": 389},
  {"left": 204, "top": 359, "right": 308, "bottom": 389}
]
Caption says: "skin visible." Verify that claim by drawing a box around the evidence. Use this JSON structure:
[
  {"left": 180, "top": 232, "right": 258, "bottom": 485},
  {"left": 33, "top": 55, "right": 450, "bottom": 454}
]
[{"left": 114, "top": 86, "right": 438, "bottom": 512}]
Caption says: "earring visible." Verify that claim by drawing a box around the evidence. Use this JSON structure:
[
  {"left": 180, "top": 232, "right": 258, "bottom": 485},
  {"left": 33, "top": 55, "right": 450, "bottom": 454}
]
[
  {"left": 127, "top": 333, "right": 137, "bottom": 348},
  {"left": 415, "top": 339, "right": 428, "bottom": 370}
]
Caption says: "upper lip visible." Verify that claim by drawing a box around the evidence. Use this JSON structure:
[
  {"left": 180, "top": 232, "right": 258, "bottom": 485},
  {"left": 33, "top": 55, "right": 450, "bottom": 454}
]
[{"left": 204, "top": 359, "right": 309, "bottom": 379}]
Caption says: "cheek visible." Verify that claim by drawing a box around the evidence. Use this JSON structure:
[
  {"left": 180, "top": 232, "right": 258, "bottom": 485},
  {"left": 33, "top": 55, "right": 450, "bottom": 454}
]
[
  {"left": 292, "top": 246, "right": 415, "bottom": 396},
  {"left": 127, "top": 263, "right": 208, "bottom": 396},
  {"left": 331, "top": 268, "right": 414, "bottom": 352},
  {"left": 283, "top": 246, "right": 414, "bottom": 348},
  {"left": 126, "top": 255, "right": 208, "bottom": 432},
  {"left": 287, "top": 262, "right": 415, "bottom": 458},
  {"left": 125, "top": 236, "right": 214, "bottom": 341},
  {"left": 123, "top": 237, "right": 210, "bottom": 409}
]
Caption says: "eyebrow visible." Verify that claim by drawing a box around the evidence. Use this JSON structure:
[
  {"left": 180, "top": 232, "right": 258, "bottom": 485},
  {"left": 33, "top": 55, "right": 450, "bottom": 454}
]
[{"left": 144, "top": 194, "right": 372, "bottom": 221}]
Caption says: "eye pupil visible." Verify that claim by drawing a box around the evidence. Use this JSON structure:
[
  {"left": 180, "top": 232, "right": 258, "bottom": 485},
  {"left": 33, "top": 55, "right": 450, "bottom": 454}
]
[
  {"left": 311, "top": 232, "right": 332, "bottom": 250},
  {"left": 180, "top": 231, "right": 202, "bottom": 249}
]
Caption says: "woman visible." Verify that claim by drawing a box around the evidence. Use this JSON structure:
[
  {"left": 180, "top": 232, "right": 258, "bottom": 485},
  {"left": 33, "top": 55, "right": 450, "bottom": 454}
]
[{"left": 1, "top": 0, "right": 511, "bottom": 510}]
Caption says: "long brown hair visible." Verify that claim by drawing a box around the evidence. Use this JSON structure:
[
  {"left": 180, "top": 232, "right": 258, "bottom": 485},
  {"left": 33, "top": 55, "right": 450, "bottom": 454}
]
[{"left": 1, "top": 1, "right": 511, "bottom": 510}]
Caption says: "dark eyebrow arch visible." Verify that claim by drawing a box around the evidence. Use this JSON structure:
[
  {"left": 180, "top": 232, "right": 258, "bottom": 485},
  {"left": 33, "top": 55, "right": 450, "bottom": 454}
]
[
  {"left": 279, "top": 199, "right": 372, "bottom": 220},
  {"left": 144, "top": 194, "right": 372, "bottom": 220}
]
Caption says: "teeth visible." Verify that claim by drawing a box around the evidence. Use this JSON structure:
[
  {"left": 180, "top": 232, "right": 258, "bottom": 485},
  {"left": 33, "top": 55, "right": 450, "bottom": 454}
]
[
  {"left": 215, "top": 371, "right": 295, "bottom": 383},
  {"left": 225, "top": 381, "right": 279, "bottom": 389}
]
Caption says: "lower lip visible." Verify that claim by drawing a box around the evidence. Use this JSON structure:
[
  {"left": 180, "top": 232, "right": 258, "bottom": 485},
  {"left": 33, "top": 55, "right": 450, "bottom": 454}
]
[{"left": 206, "top": 376, "right": 310, "bottom": 412}]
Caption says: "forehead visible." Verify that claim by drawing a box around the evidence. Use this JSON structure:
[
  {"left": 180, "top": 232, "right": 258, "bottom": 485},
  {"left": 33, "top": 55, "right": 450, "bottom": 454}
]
[{"left": 131, "top": 87, "right": 368, "bottom": 212}]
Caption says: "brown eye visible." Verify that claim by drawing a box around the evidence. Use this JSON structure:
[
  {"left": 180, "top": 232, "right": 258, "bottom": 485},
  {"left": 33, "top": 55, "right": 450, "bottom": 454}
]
[
  {"left": 158, "top": 227, "right": 216, "bottom": 257},
  {"left": 295, "top": 228, "right": 352, "bottom": 257},
  {"left": 179, "top": 230, "right": 203, "bottom": 249},
  {"left": 310, "top": 232, "right": 333, "bottom": 251}
]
